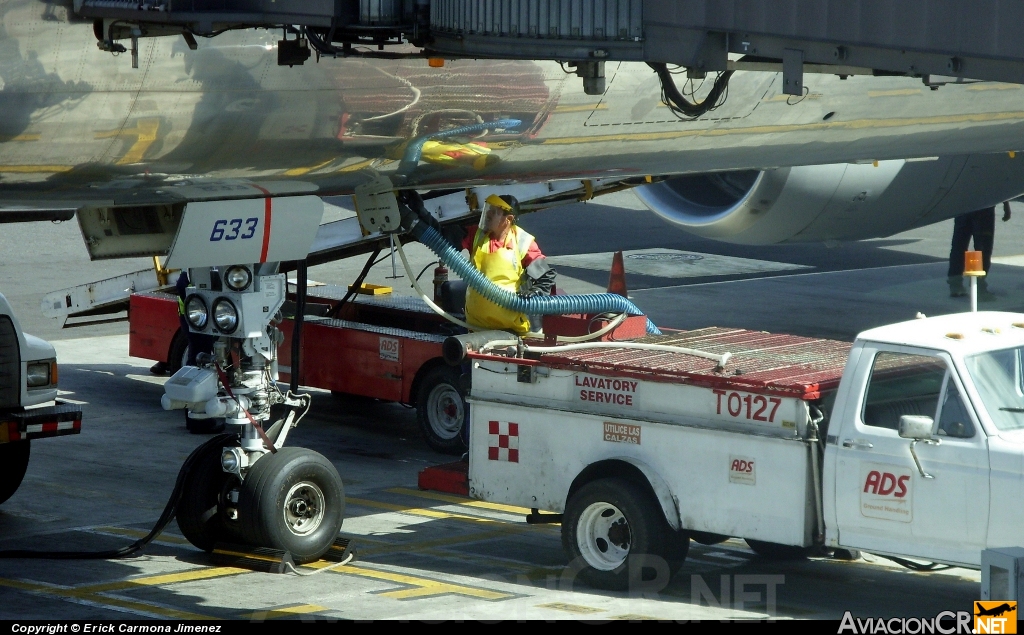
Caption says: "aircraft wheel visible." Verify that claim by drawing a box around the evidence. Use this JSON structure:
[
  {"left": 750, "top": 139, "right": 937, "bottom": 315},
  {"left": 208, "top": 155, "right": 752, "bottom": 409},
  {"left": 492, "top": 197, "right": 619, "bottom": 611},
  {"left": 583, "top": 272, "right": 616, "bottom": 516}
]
[
  {"left": 238, "top": 447, "right": 344, "bottom": 564},
  {"left": 168, "top": 330, "right": 189, "bottom": 374},
  {"left": 0, "top": 440, "right": 30, "bottom": 505},
  {"left": 176, "top": 434, "right": 240, "bottom": 551},
  {"left": 416, "top": 366, "right": 467, "bottom": 455},
  {"left": 562, "top": 478, "right": 682, "bottom": 591}
]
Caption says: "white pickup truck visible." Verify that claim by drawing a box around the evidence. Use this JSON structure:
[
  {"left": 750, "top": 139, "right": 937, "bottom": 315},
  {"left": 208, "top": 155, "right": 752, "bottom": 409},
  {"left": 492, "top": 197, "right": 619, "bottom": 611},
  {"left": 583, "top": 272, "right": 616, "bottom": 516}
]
[
  {"left": 457, "top": 311, "right": 1024, "bottom": 589},
  {"left": 0, "top": 293, "right": 82, "bottom": 505}
]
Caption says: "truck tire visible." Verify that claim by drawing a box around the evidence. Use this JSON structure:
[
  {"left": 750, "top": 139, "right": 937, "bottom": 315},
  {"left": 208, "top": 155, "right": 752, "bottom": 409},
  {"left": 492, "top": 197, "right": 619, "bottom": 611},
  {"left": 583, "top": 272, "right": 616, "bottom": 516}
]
[
  {"left": 562, "top": 477, "right": 683, "bottom": 591},
  {"left": 416, "top": 366, "right": 467, "bottom": 455},
  {"left": 168, "top": 330, "right": 189, "bottom": 374},
  {"left": 176, "top": 434, "right": 240, "bottom": 551},
  {"left": 745, "top": 539, "right": 812, "bottom": 560},
  {"left": 237, "top": 447, "right": 344, "bottom": 564},
  {"left": 0, "top": 441, "right": 30, "bottom": 505}
]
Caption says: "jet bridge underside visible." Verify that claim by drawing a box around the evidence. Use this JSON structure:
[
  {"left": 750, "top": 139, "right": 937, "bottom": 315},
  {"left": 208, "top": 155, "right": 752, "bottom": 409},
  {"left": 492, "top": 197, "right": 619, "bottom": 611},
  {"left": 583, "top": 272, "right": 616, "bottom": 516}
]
[{"left": 76, "top": 0, "right": 1024, "bottom": 89}]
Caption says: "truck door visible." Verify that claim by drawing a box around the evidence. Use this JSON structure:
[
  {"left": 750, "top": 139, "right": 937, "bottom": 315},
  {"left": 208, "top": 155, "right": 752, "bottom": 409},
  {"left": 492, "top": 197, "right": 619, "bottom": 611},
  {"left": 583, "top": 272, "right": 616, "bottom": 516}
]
[{"left": 833, "top": 347, "right": 990, "bottom": 565}]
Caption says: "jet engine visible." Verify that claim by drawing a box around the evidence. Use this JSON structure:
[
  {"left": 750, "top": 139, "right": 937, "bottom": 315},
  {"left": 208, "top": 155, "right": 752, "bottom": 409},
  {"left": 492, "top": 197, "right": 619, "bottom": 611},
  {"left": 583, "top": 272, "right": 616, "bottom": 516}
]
[{"left": 635, "top": 154, "right": 1024, "bottom": 245}]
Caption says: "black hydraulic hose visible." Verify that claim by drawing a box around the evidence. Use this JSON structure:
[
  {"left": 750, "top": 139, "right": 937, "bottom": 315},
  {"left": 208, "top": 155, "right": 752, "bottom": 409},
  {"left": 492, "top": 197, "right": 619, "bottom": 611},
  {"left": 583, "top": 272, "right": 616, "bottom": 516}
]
[
  {"left": 327, "top": 247, "right": 383, "bottom": 319},
  {"left": 648, "top": 62, "right": 733, "bottom": 118},
  {"left": 0, "top": 434, "right": 232, "bottom": 559}
]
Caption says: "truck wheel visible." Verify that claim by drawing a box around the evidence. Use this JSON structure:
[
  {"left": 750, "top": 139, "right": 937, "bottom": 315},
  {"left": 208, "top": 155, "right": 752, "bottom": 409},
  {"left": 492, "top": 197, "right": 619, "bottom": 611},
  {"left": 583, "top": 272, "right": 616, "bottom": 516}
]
[
  {"left": 416, "top": 366, "right": 466, "bottom": 455},
  {"left": 168, "top": 330, "right": 189, "bottom": 373},
  {"left": 562, "top": 478, "right": 681, "bottom": 591},
  {"left": 237, "top": 447, "right": 344, "bottom": 564},
  {"left": 745, "top": 539, "right": 812, "bottom": 560},
  {"left": 0, "top": 441, "right": 30, "bottom": 505},
  {"left": 176, "top": 434, "right": 240, "bottom": 551}
]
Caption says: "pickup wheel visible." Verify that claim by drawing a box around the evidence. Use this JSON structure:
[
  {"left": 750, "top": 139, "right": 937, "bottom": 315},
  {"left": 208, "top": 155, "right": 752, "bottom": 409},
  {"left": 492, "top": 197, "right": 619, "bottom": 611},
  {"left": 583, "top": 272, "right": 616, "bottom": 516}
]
[
  {"left": 237, "top": 447, "right": 345, "bottom": 564},
  {"left": 176, "top": 434, "right": 241, "bottom": 551},
  {"left": 416, "top": 366, "right": 467, "bottom": 455},
  {"left": 745, "top": 539, "right": 812, "bottom": 560},
  {"left": 562, "top": 478, "right": 682, "bottom": 591},
  {"left": 0, "top": 441, "right": 30, "bottom": 505}
]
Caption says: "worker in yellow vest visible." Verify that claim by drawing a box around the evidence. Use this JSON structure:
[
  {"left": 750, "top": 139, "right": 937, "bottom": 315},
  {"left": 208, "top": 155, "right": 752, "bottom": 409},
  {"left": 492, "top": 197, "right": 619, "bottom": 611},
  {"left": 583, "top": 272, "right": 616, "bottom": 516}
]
[{"left": 460, "top": 194, "right": 556, "bottom": 334}]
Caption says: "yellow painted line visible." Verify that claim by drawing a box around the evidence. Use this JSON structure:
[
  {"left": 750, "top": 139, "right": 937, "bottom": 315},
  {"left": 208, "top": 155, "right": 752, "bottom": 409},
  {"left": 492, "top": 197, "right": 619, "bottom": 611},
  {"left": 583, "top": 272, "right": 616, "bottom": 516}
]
[
  {"left": 354, "top": 528, "right": 515, "bottom": 557},
  {"left": 303, "top": 561, "right": 511, "bottom": 600},
  {"left": 868, "top": 88, "right": 922, "bottom": 97},
  {"left": 95, "top": 118, "right": 161, "bottom": 165},
  {"left": 283, "top": 158, "right": 335, "bottom": 176},
  {"left": 336, "top": 158, "right": 378, "bottom": 173},
  {"left": 0, "top": 165, "right": 74, "bottom": 173},
  {"left": 760, "top": 93, "right": 823, "bottom": 103},
  {"left": 74, "top": 567, "right": 248, "bottom": 594},
  {"left": 0, "top": 576, "right": 215, "bottom": 620},
  {"left": 553, "top": 103, "right": 607, "bottom": 113},
  {"left": 91, "top": 525, "right": 191, "bottom": 545},
  {"left": 0, "top": 134, "right": 41, "bottom": 142},
  {"left": 346, "top": 496, "right": 500, "bottom": 524},
  {"left": 537, "top": 110, "right": 1024, "bottom": 146},
  {"left": 250, "top": 604, "right": 332, "bottom": 620},
  {"left": 967, "top": 83, "right": 1020, "bottom": 91},
  {"left": 537, "top": 602, "right": 605, "bottom": 614},
  {"left": 386, "top": 487, "right": 534, "bottom": 515},
  {"left": 611, "top": 614, "right": 661, "bottom": 621}
]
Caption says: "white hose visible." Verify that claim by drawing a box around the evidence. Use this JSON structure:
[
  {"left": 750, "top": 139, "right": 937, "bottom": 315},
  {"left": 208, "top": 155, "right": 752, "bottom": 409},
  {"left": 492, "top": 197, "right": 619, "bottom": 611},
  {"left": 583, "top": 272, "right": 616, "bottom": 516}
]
[
  {"left": 481, "top": 340, "right": 731, "bottom": 368},
  {"left": 393, "top": 235, "right": 479, "bottom": 331}
]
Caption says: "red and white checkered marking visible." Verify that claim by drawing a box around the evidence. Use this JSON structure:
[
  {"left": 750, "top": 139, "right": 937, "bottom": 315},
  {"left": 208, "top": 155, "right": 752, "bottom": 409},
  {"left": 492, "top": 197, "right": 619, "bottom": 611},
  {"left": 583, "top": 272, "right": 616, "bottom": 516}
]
[{"left": 487, "top": 421, "right": 519, "bottom": 463}]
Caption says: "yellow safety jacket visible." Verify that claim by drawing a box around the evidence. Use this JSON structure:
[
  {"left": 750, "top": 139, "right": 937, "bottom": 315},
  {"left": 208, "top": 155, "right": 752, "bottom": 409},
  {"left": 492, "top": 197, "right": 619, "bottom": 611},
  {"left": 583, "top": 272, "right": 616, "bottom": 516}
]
[{"left": 465, "top": 225, "right": 535, "bottom": 335}]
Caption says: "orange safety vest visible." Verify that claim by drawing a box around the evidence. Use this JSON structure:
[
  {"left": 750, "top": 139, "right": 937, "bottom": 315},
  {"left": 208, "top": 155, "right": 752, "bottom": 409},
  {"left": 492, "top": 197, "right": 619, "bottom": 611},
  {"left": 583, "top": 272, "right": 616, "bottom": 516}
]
[{"left": 464, "top": 225, "right": 535, "bottom": 335}]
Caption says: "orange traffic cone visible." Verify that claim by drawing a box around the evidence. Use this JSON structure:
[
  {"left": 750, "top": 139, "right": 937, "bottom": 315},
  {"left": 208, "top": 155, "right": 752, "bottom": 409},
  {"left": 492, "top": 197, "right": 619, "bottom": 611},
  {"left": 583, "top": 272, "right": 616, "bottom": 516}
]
[{"left": 607, "top": 251, "right": 628, "bottom": 297}]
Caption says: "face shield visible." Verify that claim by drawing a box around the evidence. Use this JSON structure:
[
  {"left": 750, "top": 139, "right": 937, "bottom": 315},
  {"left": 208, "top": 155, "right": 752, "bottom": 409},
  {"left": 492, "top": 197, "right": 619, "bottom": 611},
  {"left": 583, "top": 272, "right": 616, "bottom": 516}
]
[{"left": 481, "top": 194, "right": 513, "bottom": 233}]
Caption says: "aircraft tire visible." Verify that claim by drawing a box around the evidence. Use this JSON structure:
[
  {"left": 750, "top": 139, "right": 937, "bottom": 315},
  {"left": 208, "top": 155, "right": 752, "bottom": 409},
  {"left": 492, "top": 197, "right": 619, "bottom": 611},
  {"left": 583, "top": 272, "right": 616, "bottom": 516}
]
[
  {"left": 176, "top": 434, "right": 240, "bottom": 551},
  {"left": 238, "top": 447, "right": 344, "bottom": 564}
]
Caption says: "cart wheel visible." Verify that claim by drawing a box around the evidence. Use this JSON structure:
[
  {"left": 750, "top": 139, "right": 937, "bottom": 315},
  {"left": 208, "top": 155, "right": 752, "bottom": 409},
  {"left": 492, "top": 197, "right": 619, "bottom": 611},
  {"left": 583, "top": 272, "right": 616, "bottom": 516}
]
[
  {"left": 416, "top": 366, "right": 467, "bottom": 455},
  {"left": 0, "top": 441, "right": 30, "bottom": 505},
  {"left": 238, "top": 447, "right": 344, "bottom": 564},
  {"left": 562, "top": 478, "right": 682, "bottom": 591},
  {"left": 745, "top": 539, "right": 812, "bottom": 560},
  {"left": 168, "top": 330, "right": 189, "bottom": 374},
  {"left": 177, "top": 434, "right": 240, "bottom": 551}
]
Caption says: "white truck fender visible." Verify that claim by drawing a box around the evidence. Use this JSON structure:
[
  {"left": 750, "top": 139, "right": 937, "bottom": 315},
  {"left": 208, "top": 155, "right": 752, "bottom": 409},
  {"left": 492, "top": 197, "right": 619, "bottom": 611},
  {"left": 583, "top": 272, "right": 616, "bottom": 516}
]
[{"left": 573, "top": 456, "right": 682, "bottom": 531}]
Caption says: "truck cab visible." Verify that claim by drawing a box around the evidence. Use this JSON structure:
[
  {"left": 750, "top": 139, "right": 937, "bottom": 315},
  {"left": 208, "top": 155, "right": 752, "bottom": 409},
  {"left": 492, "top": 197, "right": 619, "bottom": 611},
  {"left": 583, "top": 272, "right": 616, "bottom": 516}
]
[
  {"left": 0, "top": 292, "right": 82, "bottom": 505},
  {"left": 825, "top": 311, "right": 1024, "bottom": 567}
]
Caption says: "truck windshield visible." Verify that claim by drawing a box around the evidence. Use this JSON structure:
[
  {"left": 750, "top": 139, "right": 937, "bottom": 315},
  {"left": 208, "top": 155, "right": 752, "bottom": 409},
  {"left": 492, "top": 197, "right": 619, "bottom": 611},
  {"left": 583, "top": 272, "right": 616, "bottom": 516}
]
[{"left": 965, "top": 346, "right": 1024, "bottom": 431}]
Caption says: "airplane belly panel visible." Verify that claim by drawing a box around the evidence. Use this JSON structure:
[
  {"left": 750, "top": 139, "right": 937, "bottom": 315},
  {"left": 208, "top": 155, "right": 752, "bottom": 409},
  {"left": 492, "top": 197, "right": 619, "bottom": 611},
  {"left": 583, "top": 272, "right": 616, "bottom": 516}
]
[{"left": 0, "top": 3, "right": 1023, "bottom": 205}]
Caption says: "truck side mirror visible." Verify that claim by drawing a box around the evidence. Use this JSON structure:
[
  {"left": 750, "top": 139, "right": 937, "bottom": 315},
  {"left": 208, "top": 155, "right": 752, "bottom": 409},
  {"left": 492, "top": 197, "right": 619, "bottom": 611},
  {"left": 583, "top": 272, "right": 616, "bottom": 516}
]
[{"left": 898, "top": 415, "right": 934, "bottom": 440}]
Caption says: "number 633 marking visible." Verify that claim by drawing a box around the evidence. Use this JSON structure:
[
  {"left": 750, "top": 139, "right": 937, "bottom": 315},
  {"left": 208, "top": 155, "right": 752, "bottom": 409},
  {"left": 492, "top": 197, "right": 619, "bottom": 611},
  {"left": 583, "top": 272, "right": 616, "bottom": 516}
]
[{"left": 210, "top": 217, "right": 259, "bottom": 241}]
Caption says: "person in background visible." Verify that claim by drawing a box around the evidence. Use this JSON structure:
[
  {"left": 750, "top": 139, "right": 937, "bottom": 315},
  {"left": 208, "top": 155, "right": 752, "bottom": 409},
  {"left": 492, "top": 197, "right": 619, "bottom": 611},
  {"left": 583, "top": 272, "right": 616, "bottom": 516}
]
[
  {"left": 460, "top": 194, "right": 555, "bottom": 334},
  {"left": 947, "top": 202, "right": 1011, "bottom": 300}
]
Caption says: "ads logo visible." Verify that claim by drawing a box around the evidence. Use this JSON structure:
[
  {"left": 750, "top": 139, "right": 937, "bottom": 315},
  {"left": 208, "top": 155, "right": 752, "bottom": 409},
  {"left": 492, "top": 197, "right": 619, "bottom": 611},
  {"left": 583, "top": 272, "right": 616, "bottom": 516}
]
[
  {"left": 974, "top": 601, "right": 1017, "bottom": 633},
  {"left": 859, "top": 463, "right": 913, "bottom": 523},
  {"left": 729, "top": 455, "right": 756, "bottom": 486}
]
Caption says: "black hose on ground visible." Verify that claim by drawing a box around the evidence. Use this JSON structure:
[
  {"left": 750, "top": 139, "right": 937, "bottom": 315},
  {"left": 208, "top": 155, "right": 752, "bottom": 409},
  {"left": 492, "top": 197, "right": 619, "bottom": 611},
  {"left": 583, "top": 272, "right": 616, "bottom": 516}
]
[{"left": 0, "top": 434, "right": 231, "bottom": 559}]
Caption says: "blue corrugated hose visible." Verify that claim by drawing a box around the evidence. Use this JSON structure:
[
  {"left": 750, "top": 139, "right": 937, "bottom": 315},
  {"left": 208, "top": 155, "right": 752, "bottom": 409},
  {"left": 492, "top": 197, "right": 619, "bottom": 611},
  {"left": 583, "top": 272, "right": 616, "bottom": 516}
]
[{"left": 413, "top": 222, "right": 661, "bottom": 335}]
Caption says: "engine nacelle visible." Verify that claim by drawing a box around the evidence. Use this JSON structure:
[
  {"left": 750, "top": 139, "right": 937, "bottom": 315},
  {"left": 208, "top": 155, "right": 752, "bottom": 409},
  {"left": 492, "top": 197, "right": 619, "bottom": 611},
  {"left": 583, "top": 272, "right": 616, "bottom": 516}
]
[{"left": 635, "top": 154, "right": 1024, "bottom": 245}]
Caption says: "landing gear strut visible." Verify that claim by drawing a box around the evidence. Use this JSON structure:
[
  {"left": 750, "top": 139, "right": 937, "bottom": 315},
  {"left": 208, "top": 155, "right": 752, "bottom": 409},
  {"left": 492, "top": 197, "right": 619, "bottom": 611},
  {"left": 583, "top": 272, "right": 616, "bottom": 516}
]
[{"left": 163, "top": 262, "right": 344, "bottom": 562}]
